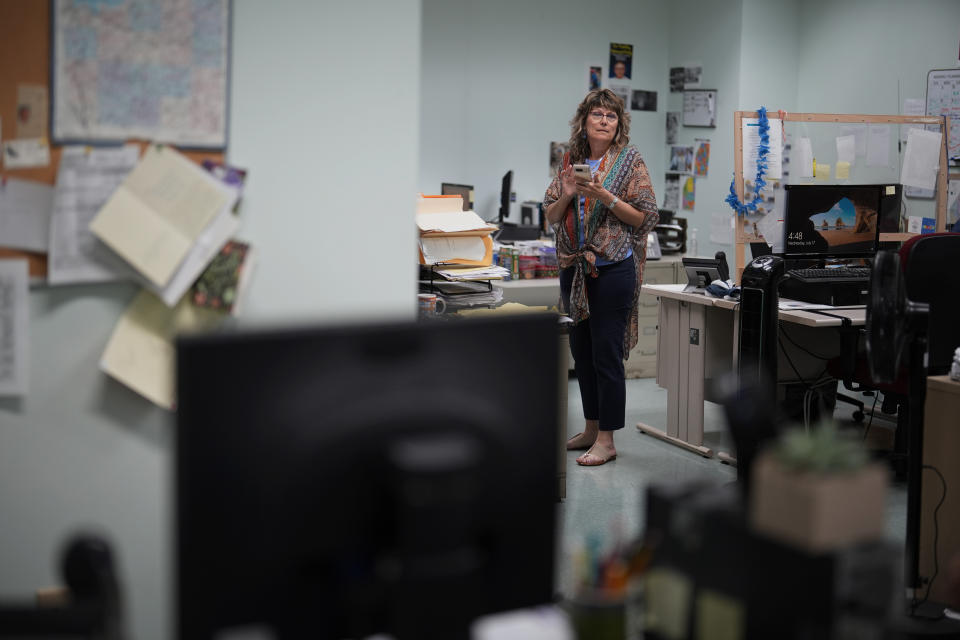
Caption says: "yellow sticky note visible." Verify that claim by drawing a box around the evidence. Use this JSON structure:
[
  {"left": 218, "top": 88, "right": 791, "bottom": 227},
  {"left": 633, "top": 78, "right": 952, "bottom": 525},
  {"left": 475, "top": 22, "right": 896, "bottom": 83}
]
[
  {"left": 836, "top": 161, "right": 850, "bottom": 180},
  {"left": 696, "top": 589, "right": 745, "bottom": 640},
  {"left": 886, "top": 185, "right": 896, "bottom": 195},
  {"left": 815, "top": 163, "right": 831, "bottom": 181}
]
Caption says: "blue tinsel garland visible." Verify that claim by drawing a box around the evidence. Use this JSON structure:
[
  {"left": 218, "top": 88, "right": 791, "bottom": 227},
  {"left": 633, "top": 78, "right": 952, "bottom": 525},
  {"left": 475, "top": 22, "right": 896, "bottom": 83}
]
[{"left": 725, "top": 106, "right": 770, "bottom": 216}]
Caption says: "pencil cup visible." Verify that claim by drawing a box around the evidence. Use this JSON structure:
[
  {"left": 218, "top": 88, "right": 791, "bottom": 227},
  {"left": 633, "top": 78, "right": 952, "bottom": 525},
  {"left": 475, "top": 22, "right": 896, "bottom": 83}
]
[{"left": 564, "top": 589, "right": 626, "bottom": 640}]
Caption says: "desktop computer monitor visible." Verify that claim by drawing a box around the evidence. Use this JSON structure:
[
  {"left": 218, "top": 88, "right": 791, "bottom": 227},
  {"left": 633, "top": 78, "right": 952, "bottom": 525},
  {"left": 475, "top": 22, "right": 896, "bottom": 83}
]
[
  {"left": 441, "top": 182, "right": 474, "bottom": 211},
  {"left": 175, "top": 315, "right": 559, "bottom": 640},
  {"left": 781, "top": 184, "right": 884, "bottom": 260},
  {"left": 499, "top": 170, "right": 514, "bottom": 225},
  {"left": 497, "top": 170, "right": 540, "bottom": 242}
]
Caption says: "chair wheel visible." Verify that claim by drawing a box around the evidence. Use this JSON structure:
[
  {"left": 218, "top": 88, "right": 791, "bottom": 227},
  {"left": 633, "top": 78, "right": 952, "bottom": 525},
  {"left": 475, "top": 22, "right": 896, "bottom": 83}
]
[{"left": 852, "top": 410, "right": 864, "bottom": 423}]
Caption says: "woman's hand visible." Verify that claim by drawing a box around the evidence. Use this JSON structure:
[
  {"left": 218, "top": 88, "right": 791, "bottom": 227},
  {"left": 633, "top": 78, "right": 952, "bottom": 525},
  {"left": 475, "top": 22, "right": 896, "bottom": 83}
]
[
  {"left": 559, "top": 165, "right": 577, "bottom": 198},
  {"left": 577, "top": 173, "right": 611, "bottom": 204}
]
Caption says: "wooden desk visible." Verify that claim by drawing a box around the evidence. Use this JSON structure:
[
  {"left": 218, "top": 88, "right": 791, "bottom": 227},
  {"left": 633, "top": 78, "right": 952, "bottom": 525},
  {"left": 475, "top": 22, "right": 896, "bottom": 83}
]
[{"left": 640, "top": 284, "right": 866, "bottom": 457}]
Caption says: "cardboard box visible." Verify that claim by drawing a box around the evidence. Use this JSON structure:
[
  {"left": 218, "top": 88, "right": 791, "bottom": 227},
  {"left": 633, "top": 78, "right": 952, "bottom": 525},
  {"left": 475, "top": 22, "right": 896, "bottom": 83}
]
[{"left": 750, "top": 452, "right": 887, "bottom": 553}]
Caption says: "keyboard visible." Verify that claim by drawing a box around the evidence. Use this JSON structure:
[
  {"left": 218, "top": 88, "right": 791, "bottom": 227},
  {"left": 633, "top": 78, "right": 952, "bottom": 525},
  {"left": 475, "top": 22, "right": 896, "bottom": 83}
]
[{"left": 787, "top": 267, "right": 871, "bottom": 283}]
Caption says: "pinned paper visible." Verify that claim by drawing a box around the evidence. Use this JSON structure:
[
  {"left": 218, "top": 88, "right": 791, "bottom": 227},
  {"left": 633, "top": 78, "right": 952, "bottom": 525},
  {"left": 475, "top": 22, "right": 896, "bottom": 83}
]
[
  {"left": 743, "top": 117, "right": 783, "bottom": 180},
  {"left": 2, "top": 138, "right": 50, "bottom": 169},
  {"left": 948, "top": 181, "right": 960, "bottom": 226},
  {"left": 16, "top": 84, "right": 48, "bottom": 139},
  {"left": 99, "top": 290, "right": 224, "bottom": 409},
  {"left": 836, "top": 161, "right": 851, "bottom": 180},
  {"left": 756, "top": 209, "right": 785, "bottom": 254},
  {"left": 0, "top": 259, "right": 30, "bottom": 396},
  {"left": 866, "top": 125, "right": 890, "bottom": 167},
  {"left": 663, "top": 175, "right": 680, "bottom": 210},
  {"left": 0, "top": 177, "right": 54, "bottom": 252},
  {"left": 694, "top": 138, "right": 710, "bottom": 177},
  {"left": 836, "top": 135, "right": 856, "bottom": 165},
  {"left": 901, "top": 128, "right": 943, "bottom": 191},
  {"left": 839, "top": 124, "right": 867, "bottom": 156},
  {"left": 815, "top": 163, "right": 831, "bottom": 181},
  {"left": 682, "top": 176, "right": 695, "bottom": 210},
  {"left": 901, "top": 98, "right": 925, "bottom": 143},
  {"left": 797, "top": 137, "right": 814, "bottom": 178},
  {"left": 710, "top": 211, "right": 732, "bottom": 245}
]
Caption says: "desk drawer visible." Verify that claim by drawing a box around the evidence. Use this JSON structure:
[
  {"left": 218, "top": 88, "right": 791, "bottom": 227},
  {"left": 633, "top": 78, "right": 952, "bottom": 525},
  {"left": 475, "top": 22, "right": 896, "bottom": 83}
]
[
  {"left": 638, "top": 292, "right": 661, "bottom": 315},
  {"left": 625, "top": 354, "right": 657, "bottom": 378},
  {"left": 627, "top": 331, "right": 658, "bottom": 358}
]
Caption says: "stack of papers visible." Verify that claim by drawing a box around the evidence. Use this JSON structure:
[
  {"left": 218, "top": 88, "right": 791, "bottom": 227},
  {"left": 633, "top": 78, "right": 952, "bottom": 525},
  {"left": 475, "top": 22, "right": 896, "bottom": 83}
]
[
  {"left": 432, "top": 265, "right": 510, "bottom": 281},
  {"left": 416, "top": 194, "right": 497, "bottom": 266}
]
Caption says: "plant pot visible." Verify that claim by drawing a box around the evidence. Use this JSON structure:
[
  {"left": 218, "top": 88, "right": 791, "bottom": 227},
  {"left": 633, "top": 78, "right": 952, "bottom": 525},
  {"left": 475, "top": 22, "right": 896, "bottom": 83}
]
[{"left": 749, "top": 451, "right": 888, "bottom": 553}]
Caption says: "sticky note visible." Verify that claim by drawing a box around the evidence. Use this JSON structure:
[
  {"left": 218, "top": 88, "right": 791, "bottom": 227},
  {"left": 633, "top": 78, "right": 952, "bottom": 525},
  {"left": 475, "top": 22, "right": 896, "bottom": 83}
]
[
  {"left": 815, "top": 164, "right": 831, "bottom": 181},
  {"left": 886, "top": 185, "right": 896, "bottom": 195},
  {"left": 836, "top": 161, "right": 850, "bottom": 180}
]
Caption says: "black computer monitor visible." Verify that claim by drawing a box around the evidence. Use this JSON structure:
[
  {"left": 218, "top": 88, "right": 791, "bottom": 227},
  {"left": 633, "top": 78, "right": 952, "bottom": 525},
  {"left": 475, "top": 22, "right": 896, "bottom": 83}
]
[
  {"left": 782, "top": 184, "right": 884, "bottom": 260},
  {"left": 175, "top": 315, "right": 559, "bottom": 640},
  {"left": 681, "top": 256, "right": 724, "bottom": 293},
  {"left": 441, "top": 182, "right": 474, "bottom": 211},
  {"left": 498, "top": 170, "right": 514, "bottom": 225}
]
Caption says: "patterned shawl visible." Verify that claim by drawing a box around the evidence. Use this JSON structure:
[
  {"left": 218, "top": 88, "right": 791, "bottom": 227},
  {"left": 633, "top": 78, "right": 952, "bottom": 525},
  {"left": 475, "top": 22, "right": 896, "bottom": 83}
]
[{"left": 543, "top": 145, "right": 659, "bottom": 357}]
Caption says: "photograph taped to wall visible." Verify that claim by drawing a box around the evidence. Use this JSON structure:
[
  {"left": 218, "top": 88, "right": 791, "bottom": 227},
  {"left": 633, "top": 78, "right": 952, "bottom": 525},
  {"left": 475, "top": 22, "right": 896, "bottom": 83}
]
[
  {"left": 589, "top": 66, "right": 602, "bottom": 91},
  {"left": 668, "top": 145, "right": 693, "bottom": 174},
  {"left": 609, "top": 42, "right": 633, "bottom": 80},
  {"left": 631, "top": 90, "right": 657, "bottom": 112},
  {"left": 694, "top": 139, "right": 710, "bottom": 177},
  {"left": 666, "top": 112, "right": 679, "bottom": 144},
  {"left": 682, "top": 176, "right": 695, "bottom": 210},
  {"left": 669, "top": 67, "right": 684, "bottom": 92},
  {"left": 684, "top": 65, "right": 702, "bottom": 88},
  {"left": 682, "top": 89, "right": 717, "bottom": 127},
  {"left": 608, "top": 84, "right": 630, "bottom": 109},
  {"left": 663, "top": 175, "right": 680, "bottom": 211}
]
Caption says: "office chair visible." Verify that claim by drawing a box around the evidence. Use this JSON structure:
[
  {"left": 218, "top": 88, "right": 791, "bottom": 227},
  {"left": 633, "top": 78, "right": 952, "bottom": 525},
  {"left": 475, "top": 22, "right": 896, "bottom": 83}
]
[
  {"left": 0, "top": 534, "right": 124, "bottom": 639},
  {"left": 829, "top": 232, "right": 960, "bottom": 471}
]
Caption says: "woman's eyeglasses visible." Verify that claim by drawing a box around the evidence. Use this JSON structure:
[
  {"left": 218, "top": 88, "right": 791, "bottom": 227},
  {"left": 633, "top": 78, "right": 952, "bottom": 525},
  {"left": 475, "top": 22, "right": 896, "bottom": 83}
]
[{"left": 589, "top": 111, "right": 618, "bottom": 123}]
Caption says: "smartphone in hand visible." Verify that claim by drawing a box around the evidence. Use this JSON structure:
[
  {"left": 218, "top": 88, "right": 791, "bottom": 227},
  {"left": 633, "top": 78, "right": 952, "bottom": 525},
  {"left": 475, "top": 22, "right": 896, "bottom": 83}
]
[{"left": 573, "top": 164, "right": 592, "bottom": 182}]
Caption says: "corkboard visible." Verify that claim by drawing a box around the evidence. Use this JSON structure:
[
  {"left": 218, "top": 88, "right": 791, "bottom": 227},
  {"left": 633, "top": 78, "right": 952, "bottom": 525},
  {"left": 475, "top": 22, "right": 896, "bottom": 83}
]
[{"left": 0, "top": 1, "right": 225, "bottom": 280}]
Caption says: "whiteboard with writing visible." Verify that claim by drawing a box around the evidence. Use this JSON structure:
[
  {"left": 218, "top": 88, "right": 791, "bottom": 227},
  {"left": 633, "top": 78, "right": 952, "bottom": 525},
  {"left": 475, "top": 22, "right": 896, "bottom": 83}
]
[
  {"left": 682, "top": 89, "right": 717, "bottom": 128},
  {"left": 926, "top": 68, "right": 960, "bottom": 164}
]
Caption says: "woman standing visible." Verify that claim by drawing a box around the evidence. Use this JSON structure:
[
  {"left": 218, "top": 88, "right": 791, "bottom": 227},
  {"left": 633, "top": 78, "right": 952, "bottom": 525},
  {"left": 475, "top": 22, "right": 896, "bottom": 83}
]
[{"left": 543, "top": 89, "right": 659, "bottom": 466}]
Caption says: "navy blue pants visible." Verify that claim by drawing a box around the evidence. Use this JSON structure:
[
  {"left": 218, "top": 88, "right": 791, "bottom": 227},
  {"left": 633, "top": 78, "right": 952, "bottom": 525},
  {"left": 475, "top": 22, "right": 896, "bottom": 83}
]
[{"left": 560, "top": 255, "right": 636, "bottom": 431}]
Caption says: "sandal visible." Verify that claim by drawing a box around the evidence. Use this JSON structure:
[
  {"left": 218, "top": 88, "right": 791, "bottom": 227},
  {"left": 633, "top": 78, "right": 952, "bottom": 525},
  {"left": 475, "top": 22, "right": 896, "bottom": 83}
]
[{"left": 576, "top": 444, "right": 617, "bottom": 466}]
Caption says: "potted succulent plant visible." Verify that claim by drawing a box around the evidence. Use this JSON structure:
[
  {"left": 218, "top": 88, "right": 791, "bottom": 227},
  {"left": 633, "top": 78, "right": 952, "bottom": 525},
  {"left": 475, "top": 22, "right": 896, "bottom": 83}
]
[{"left": 750, "top": 425, "right": 888, "bottom": 553}]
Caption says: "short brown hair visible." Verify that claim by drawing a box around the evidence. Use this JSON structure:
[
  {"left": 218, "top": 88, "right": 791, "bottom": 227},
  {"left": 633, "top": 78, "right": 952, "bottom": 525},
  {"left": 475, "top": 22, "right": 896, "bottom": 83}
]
[{"left": 567, "top": 89, "right": 631, "bottom": 162}]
